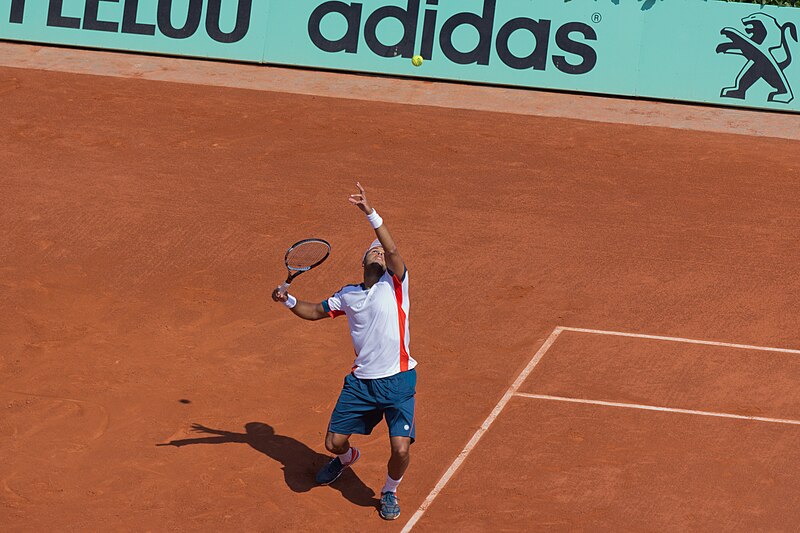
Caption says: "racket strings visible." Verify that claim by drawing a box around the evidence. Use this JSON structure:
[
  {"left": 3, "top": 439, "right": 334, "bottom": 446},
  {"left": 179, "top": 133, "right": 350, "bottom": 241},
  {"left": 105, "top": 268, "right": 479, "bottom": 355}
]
[{"left": 286, "top": 242, "right": 329, "bottom": 270}]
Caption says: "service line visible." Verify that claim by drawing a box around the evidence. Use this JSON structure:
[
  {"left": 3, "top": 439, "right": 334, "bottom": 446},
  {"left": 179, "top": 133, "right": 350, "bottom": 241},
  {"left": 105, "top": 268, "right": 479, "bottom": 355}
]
[
  {"left": 401, "top": 326, "right": 800, "bottom": 531},
  {"left": 515, "top": 393, "right": 800, "bottom": 427}
]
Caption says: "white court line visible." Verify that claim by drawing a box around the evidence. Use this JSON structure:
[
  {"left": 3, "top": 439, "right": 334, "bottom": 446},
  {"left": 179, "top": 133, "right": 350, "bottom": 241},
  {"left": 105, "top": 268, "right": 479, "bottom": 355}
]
[
  {"left": 560, "top": 327, "right": 800, "bottom": 354},
  {"left": 400, "top": 327, "right": 564, "bottom": 533},
  {"left": 515, "top": 393, "right": 800, "bottom": 427},
  {"left": 401, "top": 326, "right": 800, "bottom": 531}
]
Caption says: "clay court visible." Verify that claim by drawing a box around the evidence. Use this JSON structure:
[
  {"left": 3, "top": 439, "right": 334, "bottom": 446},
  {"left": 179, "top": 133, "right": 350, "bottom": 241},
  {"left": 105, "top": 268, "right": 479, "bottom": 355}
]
[{"left": 2, "top": 43, "right": 799, "bottom": 531}]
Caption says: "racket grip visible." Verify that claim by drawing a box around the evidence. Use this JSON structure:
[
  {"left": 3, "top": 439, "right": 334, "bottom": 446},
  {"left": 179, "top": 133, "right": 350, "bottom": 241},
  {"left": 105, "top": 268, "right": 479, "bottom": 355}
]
[{"left": 278, "top": 281, "right": 290, "bottom": 292}]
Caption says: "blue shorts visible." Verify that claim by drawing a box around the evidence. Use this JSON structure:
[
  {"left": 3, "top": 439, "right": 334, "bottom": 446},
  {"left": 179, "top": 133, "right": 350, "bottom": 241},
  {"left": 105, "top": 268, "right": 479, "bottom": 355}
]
[{"left": 328, "top": 369, "right": 417, "bottom": 442}]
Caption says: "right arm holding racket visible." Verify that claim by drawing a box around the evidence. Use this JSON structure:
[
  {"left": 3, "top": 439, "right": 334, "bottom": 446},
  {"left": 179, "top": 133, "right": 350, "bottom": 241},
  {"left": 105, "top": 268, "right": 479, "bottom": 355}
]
[
  {"left": 271, "top": 237, "right": 330, "bottom": 320},
  {"left": 271, "top": 182, "right": 402, "bottom": 319}
]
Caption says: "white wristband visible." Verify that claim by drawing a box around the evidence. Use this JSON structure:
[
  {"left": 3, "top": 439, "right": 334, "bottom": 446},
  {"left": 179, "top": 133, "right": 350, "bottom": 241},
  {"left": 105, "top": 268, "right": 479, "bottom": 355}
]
[
  {"left": 367, "top": 209, "right": 383, "bottom": 229},
  {"left": 284, "top": 294, "right": 297, "bottom": 309}
]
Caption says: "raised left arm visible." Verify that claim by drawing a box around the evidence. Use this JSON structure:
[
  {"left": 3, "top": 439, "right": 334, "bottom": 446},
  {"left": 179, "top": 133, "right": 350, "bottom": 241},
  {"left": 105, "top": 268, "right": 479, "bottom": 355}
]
[{"left": 349, "top": 182, "right": 405, "bottom": 276}]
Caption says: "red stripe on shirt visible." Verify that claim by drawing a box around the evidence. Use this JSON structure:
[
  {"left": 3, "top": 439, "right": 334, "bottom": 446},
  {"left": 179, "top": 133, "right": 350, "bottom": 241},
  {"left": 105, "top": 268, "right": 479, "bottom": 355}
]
[
  {"left": 327, "top": 309, "right": 345, "bottom": 319},
  {"left": 392, "top": 273, "right": 409, "bottom": 371}
]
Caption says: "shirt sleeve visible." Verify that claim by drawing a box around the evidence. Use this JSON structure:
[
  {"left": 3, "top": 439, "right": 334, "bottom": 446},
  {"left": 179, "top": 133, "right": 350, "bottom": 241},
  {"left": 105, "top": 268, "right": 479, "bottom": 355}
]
[
  {"left": 386, "top": 265, "right": 408, "bottom": 282},
  {"left": 322, "top": 291, "right": 346, "bottom": 318}
]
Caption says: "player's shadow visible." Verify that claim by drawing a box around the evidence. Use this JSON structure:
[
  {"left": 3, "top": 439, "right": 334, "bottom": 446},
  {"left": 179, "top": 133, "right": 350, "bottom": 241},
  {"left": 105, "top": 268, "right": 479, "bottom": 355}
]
[{"left": 158, "top": 422, "right": 378, "bottom": 508}]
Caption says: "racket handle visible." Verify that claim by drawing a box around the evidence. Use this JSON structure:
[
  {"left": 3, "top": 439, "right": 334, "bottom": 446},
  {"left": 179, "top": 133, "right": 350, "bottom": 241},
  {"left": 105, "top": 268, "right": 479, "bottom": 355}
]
[{"left": 278, "top": 281, "right": 290, "bottom": 292}]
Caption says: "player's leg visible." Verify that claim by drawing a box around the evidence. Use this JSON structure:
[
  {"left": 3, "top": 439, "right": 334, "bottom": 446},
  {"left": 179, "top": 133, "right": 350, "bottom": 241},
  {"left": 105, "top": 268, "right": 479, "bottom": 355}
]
[
  {"left": 379, "top": 432, "right": 413, "bottom": 520},
  {"left": 377, "top": 369, "right": 417, "bottom": 520},
  {"left": 316, "top": 430, "right": 361, "bottom": 486},
  {"left": 324, "top": 431, "right": 352, "bottom": 455},
  {"left": 387, "top": 435, "right": 412, "bottom": 481},
  {"left": 316, "top": 373, "right": 382, "bottom": 485}
]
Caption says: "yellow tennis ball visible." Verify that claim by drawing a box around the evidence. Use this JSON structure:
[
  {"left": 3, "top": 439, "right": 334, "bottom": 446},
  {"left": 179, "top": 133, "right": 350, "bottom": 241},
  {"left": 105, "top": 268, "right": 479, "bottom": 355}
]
[{"left": 412, "top": 55, "right": 423, "bottom": 67}]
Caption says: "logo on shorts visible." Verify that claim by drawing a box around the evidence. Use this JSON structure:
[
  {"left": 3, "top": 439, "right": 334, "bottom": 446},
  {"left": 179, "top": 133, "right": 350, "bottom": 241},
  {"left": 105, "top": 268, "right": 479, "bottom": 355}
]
[
  {"left": 404, "top": 424, "right": 410, "bottom": 431},
  {"left": 716, "top": 13, "right": 798, "bottom": 103}
]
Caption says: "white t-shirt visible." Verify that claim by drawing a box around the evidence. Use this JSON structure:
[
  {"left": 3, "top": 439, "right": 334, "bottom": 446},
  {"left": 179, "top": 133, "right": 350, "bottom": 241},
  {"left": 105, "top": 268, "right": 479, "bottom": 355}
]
[{"left": 323, "top": 268, "right": 415, "bottom": 379}]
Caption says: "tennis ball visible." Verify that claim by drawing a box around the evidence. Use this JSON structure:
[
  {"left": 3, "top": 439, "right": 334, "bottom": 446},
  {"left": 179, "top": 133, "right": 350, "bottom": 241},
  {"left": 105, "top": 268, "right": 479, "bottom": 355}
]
[{"left": 412, "top": 55, "right": 423, "bottom": 67}]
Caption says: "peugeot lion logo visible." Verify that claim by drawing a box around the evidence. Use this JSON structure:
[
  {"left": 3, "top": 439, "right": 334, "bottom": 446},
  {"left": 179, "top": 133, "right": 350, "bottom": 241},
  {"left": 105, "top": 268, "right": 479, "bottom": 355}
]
[{"left": 716, "top": 13, "right": 797, "bottom": 103}]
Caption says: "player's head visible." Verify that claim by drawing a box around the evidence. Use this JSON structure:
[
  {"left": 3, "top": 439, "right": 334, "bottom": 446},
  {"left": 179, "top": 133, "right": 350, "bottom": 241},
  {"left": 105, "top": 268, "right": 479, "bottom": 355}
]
[{"left": 362, "top": 238, "right": 386, "bottom": 272}]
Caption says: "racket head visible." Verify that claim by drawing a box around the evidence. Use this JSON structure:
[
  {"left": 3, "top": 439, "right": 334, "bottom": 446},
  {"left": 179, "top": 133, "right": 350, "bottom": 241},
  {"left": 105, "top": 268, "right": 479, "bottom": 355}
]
[{"left": 284, "top": 238, "right": 331, "bottom": 277}]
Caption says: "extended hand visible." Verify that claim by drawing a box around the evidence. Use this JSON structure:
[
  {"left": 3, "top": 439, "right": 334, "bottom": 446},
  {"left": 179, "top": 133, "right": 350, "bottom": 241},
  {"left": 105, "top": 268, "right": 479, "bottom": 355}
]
[
  {"left": 348, "top": 182, "right": 373, "bottom": 214},
  {"left": 272, "top": 287, "right": 288, "bottom": 302}
]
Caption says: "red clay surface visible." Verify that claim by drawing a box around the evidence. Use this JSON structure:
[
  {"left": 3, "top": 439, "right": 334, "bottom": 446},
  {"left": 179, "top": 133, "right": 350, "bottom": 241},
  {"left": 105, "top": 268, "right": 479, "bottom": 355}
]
[
  {"left": 523, "top": 331, "right": 800, "bottom": 420},
  {"left": 1, "top": 63, "right": 800, "bottom": 531},
  {"left": 415, "top": 399, "right": 800, "bottom": 531}
]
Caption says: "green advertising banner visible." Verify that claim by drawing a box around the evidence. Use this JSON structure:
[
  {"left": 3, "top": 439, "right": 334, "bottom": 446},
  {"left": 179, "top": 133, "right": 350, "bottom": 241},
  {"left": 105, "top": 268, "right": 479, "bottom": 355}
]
[
  {"left": 265, "top": 0, "right": 642, "bottom": 96},
  {"left": 0, "top": 0, "right": 269, "bottom": 61},
  {"left": 1, "top": 0, "right": 798, "bottom": 112},
  {"left": 637, "top": 2, "right": 799, "bottom": 108}
]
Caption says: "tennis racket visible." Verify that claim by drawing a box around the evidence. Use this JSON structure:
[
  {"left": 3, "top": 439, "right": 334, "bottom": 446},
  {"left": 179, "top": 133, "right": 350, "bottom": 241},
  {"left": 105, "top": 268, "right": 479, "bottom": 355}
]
[{"left": 277, "top": 238, "right": 331, "bottom": 292}]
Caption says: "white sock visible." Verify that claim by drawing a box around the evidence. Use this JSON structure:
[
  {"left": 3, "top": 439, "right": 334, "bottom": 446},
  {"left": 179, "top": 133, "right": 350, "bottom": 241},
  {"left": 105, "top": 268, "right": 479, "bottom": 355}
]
[
  {"left": 337, "top": 448, "right": 354, "bottom": 464},
  {"left": 382, "top": 474, "right": 403, "bottom": 494}
]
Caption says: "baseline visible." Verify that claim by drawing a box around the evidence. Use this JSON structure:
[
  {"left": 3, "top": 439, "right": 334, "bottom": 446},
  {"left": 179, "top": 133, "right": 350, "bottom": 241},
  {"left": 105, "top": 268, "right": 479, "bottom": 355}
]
[
  {"left": 402, "top": 325, "right": 800, "bottom": 532},
  {"left": 560, "top": 326, "right": 800, "bottom": 355}
]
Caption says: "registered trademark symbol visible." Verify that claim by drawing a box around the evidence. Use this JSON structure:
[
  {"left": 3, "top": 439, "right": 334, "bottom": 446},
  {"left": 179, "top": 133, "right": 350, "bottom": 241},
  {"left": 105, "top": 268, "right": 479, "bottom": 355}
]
[{"left": 591, "top": 13, "right": 602, "bottom": 23}]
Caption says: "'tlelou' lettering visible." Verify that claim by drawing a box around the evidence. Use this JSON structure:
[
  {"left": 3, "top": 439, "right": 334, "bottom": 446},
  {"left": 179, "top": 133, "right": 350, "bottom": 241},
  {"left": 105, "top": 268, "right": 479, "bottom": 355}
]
[{"left": 9, "top": 0, "right": 253, "bottom": 44}]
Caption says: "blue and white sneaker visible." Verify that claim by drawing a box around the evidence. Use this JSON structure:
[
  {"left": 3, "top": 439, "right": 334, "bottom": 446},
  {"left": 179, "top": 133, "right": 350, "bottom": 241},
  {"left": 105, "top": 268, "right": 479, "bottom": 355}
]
[
  {"left": 315, "top": 448, "right": 360, "bottom": 485},
  {"left": 379, "top": 491, "right": 400, "bottom": 520}
]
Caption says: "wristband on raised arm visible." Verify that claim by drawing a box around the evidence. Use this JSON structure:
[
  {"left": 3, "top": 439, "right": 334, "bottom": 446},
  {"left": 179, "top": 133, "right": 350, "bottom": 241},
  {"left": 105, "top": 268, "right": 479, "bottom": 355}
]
[{"left": 367, "top": 209, "right": 383, "bottom": 229}]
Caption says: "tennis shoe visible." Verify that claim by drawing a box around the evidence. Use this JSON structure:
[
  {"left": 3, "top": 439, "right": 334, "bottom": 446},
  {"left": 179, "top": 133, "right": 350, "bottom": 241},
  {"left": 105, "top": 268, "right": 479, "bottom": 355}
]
[
  {"left": 379, "top": 491, "right": 400, "bottom": 520},
  {"left": 315, "top": 448, "right": 360, "bottom": 485}
]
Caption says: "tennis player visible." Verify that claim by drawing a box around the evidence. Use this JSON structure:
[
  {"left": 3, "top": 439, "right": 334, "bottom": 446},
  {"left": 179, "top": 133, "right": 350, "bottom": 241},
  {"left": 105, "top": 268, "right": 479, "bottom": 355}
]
[{"left": 272, "top": 182, "right": 416, "bottom": 521}]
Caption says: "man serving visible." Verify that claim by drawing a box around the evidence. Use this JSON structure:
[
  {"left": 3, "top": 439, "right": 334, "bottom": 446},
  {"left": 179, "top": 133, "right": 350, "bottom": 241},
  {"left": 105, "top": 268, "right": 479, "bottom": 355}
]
[{"left": 272, "top": 182, "right": 417, "bottom": 521}]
